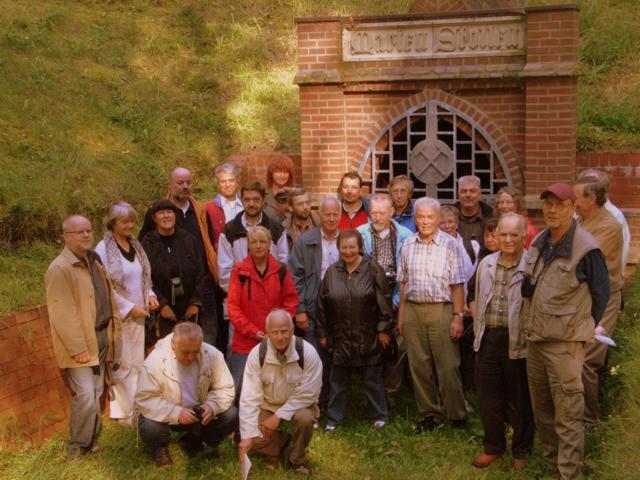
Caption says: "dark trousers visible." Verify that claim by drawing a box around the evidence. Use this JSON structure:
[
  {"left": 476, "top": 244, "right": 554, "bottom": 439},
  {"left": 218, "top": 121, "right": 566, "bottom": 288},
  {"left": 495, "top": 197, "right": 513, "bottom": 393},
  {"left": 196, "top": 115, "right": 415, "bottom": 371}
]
[
  {"left": 475, "top": 328, "right": 534, "bottom": 458},
  {"left": 200, "top": 276, "right": 219, "bottom": 347},
  {"left": 229, "top": 352, "right": 249, "bottom": 402},
  {"left": 138, "top": 407, "right": 238, "bottom": 453},
  {"left": 213, "top": 285, "right": 228, "bottom": 355},
  {"left": 327, "top": 364, "right": 388, "bottom": 426},
  {"left": 459, "top": 315, "right": 475, "bottom": 391}
]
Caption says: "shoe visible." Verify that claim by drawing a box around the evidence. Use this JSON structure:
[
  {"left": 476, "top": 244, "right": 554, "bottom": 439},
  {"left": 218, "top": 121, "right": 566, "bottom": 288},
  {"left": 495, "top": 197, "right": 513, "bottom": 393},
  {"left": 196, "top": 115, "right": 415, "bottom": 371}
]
[
  {"left": 88, "top": 443, "right": 103, "bottom": 454},
  {"left": 511, "top": 458, "right": 526, "bottom": 470},
  {"left": 472, "top": 452, "right": 503, "bottom": 468},
  {"left": 153, "top": 447, "right": 173, "bottom": 467},
  {"left": 324, "top": 424, "right": 336, "bottom": 433},
  {"left": 451, "top": 419, "right": 468, "bottom": 429},
  {"left": 373, "top": 420, "right": 386, "bottom": 429},
  {"left": 289, "top": 462, "right": 312, "bottom": 475},
  {"left": 414, "top": 416, "right": 437, "bottom": 434}
]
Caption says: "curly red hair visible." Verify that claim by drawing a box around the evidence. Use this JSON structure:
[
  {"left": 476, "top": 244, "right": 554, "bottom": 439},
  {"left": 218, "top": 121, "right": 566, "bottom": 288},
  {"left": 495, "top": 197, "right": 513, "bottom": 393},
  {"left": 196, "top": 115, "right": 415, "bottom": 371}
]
[{"left": 266, "top": 154, "right": 295, "bottom": 188}]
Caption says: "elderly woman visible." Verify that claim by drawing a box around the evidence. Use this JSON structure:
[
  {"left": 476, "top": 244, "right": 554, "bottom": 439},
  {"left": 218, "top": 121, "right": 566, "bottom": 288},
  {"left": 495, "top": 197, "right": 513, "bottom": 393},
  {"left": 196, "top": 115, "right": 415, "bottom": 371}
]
[
  {"left": 264, "top": 154, "right": 295, "bottom": 221},
  {"left": 227, "top": 226, "right": 299, "bottom": 396},
  {"left": 494, "top": 187, "right": 539, "bottom": 248},
  {"left": 94, "top": 201, "right": 158, "bottom": 426},
  {"left": 141, "top": 199, "right": 205, "bottom": 341},
  {"left": 318, "top": 230, "right": 393, "bottom": 431}
]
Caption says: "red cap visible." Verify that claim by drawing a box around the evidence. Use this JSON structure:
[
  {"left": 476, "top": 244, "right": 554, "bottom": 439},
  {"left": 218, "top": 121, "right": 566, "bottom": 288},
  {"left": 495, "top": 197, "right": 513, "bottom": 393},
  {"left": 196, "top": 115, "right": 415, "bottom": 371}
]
[{"left": 540, "top": 182, "right": 576, "bottom": 202}]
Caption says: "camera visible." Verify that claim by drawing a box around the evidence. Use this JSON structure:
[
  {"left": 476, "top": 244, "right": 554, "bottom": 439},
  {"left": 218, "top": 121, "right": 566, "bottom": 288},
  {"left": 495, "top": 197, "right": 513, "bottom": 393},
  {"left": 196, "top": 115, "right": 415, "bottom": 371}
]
[{"left": 192, "top": 405, "right": 204, "bottom": 421}]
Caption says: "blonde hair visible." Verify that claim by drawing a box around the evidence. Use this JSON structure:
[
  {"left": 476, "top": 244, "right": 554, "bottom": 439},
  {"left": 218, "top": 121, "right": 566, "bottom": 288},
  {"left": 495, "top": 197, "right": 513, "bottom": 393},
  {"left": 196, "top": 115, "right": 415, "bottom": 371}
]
[
  {"left": 247, "top": 225, "right": 272, "bottom": 244},
  {"left": 103, "top": 201, "right": 137, "bottom": 231}
]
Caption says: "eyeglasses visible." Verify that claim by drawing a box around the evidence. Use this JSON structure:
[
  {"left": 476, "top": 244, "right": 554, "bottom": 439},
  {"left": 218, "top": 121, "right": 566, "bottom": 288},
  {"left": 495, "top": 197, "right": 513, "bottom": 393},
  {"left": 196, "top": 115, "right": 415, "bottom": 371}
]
[{"left": 64, "top": 229, "right": 92, "bottom": 235}]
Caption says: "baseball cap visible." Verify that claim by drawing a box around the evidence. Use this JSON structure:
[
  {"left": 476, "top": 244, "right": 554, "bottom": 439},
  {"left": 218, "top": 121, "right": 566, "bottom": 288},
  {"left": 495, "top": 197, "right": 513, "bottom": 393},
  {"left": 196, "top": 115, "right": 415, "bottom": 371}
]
[{"left": 540, "top": 182, "right": 576, "bottom": 202}]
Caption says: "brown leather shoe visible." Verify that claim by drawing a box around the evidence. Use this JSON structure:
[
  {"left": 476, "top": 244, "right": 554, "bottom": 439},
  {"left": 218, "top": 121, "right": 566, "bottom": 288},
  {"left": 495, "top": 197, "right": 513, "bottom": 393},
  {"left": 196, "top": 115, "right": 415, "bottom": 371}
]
[
  {"left": 154, "top": 447, "right": 173, "bottom": 468},
  {"left": 511, "top": 458, "right": 526, "bottom": 470},
  {"left": 472, "top": 452, "right": 503, "bottom": 468}
]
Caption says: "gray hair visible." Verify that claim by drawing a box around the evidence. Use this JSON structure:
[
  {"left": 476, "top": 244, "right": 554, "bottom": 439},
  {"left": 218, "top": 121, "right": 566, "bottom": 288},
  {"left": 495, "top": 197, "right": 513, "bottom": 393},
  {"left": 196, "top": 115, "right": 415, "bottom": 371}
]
[
  {"left": 457, "top": 175, "right": 481, "bottom": 189},
  {"left": 265, "top": 309, "right": 294, "bottom": 331},
  {"left": 319, "top": 195, "right": 341, "bottom": 213},
  {"left": 173, "top": 322, "right": 204, "bottom": 341},
  {"left": 214, "top": 162, "right": 240, "bottom": 180},
  {"left": 578, "top": 168, "right": 610, "bottom": 190},
  {"left": 497, "top": 212, "right": 526, "bottom": 236},
  {"left": 103, "top": 201, "right": 138, "bottom": 231},
  {"left": 414, "top": 196, "right": 441, "bottom": 215},
  {"left": 369, "top": 193, "right": 393, "bottom": 208},
  {"left": 575, "top": 176, "right": 607, "bottom": 207}
]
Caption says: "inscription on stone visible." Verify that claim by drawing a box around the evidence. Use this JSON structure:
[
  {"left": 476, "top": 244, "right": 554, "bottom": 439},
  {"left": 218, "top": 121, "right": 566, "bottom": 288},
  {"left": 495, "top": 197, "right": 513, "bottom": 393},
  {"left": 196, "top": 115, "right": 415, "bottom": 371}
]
[{"left": 343, "top": 16, "right": 525, "bottom": 61}]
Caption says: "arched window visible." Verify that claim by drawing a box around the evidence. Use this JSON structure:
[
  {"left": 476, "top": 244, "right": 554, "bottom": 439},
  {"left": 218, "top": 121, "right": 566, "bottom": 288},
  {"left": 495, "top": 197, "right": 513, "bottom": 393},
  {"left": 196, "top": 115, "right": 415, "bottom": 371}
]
[{"left": 359, "top": 100, "right": 512, "bottom": 202}]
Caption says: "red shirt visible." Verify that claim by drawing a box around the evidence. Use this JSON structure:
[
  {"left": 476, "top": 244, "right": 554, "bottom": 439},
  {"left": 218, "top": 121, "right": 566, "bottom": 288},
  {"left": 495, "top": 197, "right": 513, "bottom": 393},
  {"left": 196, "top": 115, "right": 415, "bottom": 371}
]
[{"left": 339, "top": 203, "right": 369, "bottom": 231}]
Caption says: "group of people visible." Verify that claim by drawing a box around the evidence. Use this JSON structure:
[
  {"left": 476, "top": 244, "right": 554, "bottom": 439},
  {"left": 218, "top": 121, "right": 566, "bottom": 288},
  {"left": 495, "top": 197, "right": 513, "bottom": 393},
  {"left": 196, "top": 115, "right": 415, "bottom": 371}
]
[{"left": 44, "top": 155, "right": 629, "bottom": 479}]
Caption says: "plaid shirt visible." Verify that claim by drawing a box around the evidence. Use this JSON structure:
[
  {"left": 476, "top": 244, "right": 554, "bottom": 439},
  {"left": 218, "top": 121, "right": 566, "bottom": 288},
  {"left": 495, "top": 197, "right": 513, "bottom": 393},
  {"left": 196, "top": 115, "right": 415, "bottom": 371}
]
[
  {"left": 484, "top": 259, "right": 518, "bottom": 328},
  {"left": 370, "top": 224, "right": 396, "bottom": 275},
  {"left": 397, "top": 229, "right": 466, "bottom": 304}
]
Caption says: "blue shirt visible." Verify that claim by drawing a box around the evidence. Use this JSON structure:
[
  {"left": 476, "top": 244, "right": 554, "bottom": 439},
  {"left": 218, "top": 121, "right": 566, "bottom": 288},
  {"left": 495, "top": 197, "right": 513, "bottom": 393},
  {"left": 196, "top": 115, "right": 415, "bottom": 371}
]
[{"left": 392, "top": 202, "right": 416, "bottom": 233}]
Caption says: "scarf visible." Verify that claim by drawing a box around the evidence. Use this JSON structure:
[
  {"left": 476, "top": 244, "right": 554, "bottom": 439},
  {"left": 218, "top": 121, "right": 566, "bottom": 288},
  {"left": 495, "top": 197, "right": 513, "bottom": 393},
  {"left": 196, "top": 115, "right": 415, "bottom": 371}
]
[{"left": 102, "top": 230, "right": 152, "bottom": 304}]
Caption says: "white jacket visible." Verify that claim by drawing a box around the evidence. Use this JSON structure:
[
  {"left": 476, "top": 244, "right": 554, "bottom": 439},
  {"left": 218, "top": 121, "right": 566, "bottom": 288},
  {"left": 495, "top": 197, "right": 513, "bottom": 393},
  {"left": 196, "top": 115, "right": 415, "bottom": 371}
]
[
  {"left": 135, "top": 334, "right": 235, "bottom": 424},
  {"left": 239, "top": 337, "right": 322, "bottom": 439}
]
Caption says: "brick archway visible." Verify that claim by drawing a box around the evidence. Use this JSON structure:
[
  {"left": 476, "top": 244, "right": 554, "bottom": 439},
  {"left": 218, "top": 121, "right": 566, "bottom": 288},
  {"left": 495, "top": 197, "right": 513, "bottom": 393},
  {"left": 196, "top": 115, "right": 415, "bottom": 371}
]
[{"left": 353, "top": 88, "right": 523, "bottom": 197}]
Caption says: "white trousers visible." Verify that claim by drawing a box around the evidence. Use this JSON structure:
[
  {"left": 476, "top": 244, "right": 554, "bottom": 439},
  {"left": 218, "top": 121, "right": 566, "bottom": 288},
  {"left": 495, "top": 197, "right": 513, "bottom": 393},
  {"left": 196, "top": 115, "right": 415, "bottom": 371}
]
[{"left": 109, "top": 317, "right": 145, "bottom": 421}]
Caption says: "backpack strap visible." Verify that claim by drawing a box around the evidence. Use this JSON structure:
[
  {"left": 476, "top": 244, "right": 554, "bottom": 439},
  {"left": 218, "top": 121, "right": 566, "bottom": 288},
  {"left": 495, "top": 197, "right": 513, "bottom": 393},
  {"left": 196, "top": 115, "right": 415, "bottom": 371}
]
[
  {"left": 258, "top": 336, "right": 304, "bottom": 369},
  {"left": 258, "top": 339, "right": 268, "bottom": 368},
  {"left": 277, "top": 262, "right": 287, "bottom": 287}
]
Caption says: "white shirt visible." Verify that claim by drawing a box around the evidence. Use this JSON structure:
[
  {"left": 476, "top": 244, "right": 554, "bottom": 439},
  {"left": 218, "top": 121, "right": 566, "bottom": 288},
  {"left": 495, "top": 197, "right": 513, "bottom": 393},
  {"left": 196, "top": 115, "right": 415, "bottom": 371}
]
[
  {"left": 320, "top": 229, "right": 339, "bottom": 280},
  {"left": 218, "top": 194, "right": 244, "bottom": 223},
  {"left": 605, "top": 199, "right": 631, "bottom": 268}
]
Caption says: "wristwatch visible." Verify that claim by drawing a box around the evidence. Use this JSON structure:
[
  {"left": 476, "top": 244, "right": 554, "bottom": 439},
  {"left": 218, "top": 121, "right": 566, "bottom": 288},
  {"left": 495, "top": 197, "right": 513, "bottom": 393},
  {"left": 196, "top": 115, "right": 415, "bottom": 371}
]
[{"left": 453, "top": 312, "right": 465, "bottom": 318}]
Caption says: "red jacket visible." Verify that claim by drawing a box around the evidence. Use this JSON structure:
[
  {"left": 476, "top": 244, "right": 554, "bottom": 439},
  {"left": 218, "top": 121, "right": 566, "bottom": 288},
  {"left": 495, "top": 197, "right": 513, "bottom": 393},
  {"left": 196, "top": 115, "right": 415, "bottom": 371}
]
[
  {"left": 227, "top": 254, "right": 299, "bottom": 354},
  {"left": 205, "top": 198, "right": 226, "bottom": 251}
]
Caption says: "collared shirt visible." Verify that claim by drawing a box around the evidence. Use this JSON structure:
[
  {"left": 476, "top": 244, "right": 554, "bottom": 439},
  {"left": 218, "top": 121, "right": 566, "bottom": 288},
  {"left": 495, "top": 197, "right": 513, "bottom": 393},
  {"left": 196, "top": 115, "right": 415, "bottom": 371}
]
[
  {"left": 397, "top": 229, "right": 466, "bottom": 303},
  {"left": 484, "top": 258, "right": 518, "bottom": 328},
  {"left": 241, "top": 213, "right": 263, "bottom": 232},
  {"left": 371, "top": 224, "right": 396, "bottom": 275},
  {"left": 218, "top": 194, "right": 244, "bottom": 223},
  {"left": 320, "top": 229, "right": 339, "bottom": 280}
]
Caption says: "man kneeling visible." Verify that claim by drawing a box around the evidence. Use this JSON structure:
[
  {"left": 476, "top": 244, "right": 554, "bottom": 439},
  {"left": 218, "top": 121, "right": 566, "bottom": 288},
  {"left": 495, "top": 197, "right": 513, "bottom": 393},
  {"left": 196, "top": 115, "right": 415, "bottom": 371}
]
[
  {"left": 238, "top": 309, "right": 322, "bottom": 475},
  {"left": 135, "top": 322, "right": 238, "bottom": 466}
]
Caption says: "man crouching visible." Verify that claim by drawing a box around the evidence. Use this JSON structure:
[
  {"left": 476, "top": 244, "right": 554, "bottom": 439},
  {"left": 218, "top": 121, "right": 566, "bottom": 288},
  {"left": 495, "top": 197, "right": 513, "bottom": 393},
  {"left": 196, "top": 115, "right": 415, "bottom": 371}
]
[
  {"left": 238, "top": 309, "right": 322, "bottom": 475},
  {"left": 135, "top": 322, "right": 238, "bottom": 467}
]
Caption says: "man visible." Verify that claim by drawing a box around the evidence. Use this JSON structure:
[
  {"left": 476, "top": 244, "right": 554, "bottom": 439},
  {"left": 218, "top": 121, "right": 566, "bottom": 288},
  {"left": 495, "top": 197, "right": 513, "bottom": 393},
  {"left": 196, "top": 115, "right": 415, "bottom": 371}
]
[
  {"left": 45, "top": 215, "right": 122, "bottom": 461},
  {"left": 139, "top": 167, "right": 220, "bottom": 347},
  {"left": 578, "top": 168, "right": 630, "bottom": 271},
  {"left": 574, "top": 177, "right": 623, "bottom": 425},
  {"left": 389, "top": 175, "right": 416, "bottom": 232},
  {"left": 217, "top": 181, "right": 289, "bottom": 292},
  {"left": 135, "top": 322, "right": 237, "bottom": 467},
  {"left": 469, "top": 213, "right": 534, "bottom": 470},
  {"left": 205, "top": 162, "right": 244, "bottom": 251},
  {"left": 455, "top": 175, "right": 494, "bottom": 263},
  {"left": 521, "top": 183, "right": 610, "bottom": 479},
  {"left": 288, "top": 196, "right": 341, "bottom": 411},
  {"left": 238, "top": 310, "right": 322, "bottom": 475},
  {"left": 338, "top": 171, "right": 370, "bottom": 230},
  {"left": 397, "top": 197, "right": 468, "bottom": 433},
  {"left": 282, "top": 188, "right": 319, "bottom": 251},
  {"left": 356, "top": 193, "right": 413, "bottom": 406}
]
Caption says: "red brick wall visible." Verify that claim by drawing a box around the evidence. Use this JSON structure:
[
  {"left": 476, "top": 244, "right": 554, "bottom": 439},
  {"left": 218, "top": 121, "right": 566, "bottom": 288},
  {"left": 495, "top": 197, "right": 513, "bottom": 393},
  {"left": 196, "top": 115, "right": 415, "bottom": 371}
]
[{"left": 0, "top": 306, "right": 70, "bottom": 448}]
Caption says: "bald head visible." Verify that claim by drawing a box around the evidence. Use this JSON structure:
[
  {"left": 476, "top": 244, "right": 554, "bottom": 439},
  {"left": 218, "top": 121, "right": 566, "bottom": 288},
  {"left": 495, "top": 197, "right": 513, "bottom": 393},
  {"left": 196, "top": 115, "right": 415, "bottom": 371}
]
[
  {"left": 169, "top": 167, "right": 193, "bottom": 203},
  {"left": 319, "top": 196, "right": 341, "bottom": 234},
  {"left": 62, "top": 215, "right": 93, "bottom": 257},
  {"left": 266, "top": 309, "right": 295, "bottom": 354}
]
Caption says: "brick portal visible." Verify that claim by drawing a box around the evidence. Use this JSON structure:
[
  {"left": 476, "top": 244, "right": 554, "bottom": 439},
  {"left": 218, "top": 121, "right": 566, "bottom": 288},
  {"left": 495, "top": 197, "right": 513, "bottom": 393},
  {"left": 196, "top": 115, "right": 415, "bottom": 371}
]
[{"left": 294, "top": 3, "right": 580, "bottom": 207}]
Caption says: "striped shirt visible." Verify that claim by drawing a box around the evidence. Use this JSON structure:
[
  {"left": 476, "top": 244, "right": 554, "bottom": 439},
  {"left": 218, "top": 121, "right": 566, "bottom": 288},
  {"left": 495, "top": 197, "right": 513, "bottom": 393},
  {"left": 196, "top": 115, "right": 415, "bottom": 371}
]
[{"left": 397, "top": 229, "right": 466, "bottom": 304}]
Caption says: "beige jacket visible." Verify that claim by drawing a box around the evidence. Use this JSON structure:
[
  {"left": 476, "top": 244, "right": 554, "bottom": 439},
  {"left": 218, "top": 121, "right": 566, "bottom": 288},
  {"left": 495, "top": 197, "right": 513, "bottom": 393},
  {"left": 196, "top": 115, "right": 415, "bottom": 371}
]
[
  {"left": 135, "top": 334, "right": 234, "bottom": 424},
  {"left": 239, "top": 337, "right": 322, "bottom": 440},
  {"left": 45, "top": 247, "right": 122, "bottom": 369}
]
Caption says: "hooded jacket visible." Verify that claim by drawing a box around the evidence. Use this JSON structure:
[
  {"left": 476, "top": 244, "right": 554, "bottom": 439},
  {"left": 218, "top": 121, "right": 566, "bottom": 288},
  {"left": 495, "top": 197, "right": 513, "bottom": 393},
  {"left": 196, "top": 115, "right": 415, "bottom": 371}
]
[{"left": 227, "top": 253, "right": 299, "bottom": 354}]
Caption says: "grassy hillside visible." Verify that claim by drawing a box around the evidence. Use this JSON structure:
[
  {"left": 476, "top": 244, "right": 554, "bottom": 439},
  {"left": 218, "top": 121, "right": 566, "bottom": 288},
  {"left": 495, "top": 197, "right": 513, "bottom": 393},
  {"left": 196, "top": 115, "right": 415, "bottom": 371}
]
[{"left": 0, "top": 0, "right": 639, "bottom": 314}]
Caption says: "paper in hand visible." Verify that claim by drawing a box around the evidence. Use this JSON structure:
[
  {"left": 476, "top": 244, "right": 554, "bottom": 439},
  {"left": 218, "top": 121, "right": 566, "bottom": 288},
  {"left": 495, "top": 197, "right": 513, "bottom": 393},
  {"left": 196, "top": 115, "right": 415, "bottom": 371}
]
[
  {"left": 241, "top": 453, "right": 252, "bottom": 480},
  {"left": 595, "top": 334, "right": 616, "bottom": 347}
]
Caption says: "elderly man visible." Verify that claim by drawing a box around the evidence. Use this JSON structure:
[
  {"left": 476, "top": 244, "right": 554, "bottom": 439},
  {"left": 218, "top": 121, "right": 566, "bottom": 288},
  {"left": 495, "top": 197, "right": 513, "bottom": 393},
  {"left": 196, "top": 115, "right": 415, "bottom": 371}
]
[
  {"left": 283, "top": 188, "right": 319, "bottom": 250},
  {"left": 397, "top": 197, "right": 468, "bottom": 433},
  {"left": 357, "top": 193, "right": 413, "bottom": 406},
  {"left": 455, "top": 175, "right": 493, "bottom": 263},
  {"left": 238, "top": 310, "right": 322, "bottom": 475},
  {"left": 135, "top": 322, "right": 237, "bottom": 467},
  {"left": 139, "top": 167, "right": 220, "bottom": 347},
  {"left": 578, "top": 168, "right": 630, "bottom": 271},
  {"left": 217, "top": 181, "right": 289, "bottom": 292},
  {"left": 338, "top": 171, "right": 370, "bottom": 230},
  {"left": 45, "top": 215, "right": 122, "bottom": 461},
  {"left": 470, "top": 213, "right": 534, "bottom": 470},
  {"left": 389, "top": 175, "right": 416, "bottom": 232},
  {"left": 574, "top": 177, "right": 624, "bottom": 425},
  {"left": 206, "top": 162, "right": 244, "bottom": 251},
  {"left": 521, "top": 183, "right": 610, "bottom": 479}
]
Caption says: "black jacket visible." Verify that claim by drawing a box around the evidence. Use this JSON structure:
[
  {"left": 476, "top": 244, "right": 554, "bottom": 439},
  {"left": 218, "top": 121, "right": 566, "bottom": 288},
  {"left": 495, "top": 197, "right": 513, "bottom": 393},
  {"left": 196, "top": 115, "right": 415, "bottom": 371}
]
[
  {"left": 317, "top": 255, "right": 393, "bottom": 367},
  {"left": 141, "top": 227, "right": 205, "bottom": 319}
]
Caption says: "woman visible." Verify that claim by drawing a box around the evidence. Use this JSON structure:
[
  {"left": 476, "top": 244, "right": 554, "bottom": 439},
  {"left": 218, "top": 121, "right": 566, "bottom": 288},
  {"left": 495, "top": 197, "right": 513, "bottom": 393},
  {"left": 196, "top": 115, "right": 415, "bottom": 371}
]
[
  {"left": 318, "top": 230, "right": 393, "bottom": 431},
  {"left": 95, "top": 201, "right": 158, "bottom": 426},
  {"left": 264, "top": 154, "right": 295, "bottom": 221},
  {"left": 227, "top": 226, "right": 299, "bottom": 396},
  {"left": 439, "top": 205, "right": 476, "bottom": 286},
  {"left": 141, "top": 199, "right": 204, "bottom": 340},
  {"left": 494, "top": 187, "right": 539, "bottom": 248}
]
